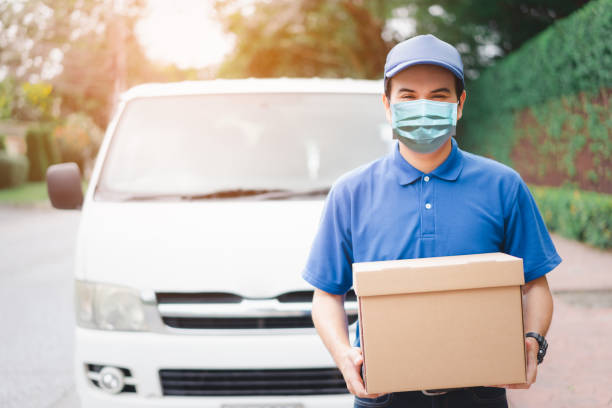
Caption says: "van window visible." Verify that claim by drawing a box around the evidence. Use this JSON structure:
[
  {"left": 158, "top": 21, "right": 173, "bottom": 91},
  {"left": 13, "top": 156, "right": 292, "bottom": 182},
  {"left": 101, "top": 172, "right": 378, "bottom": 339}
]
[{"left": 96, "top": 93, "right": 392, "bottom": 200}]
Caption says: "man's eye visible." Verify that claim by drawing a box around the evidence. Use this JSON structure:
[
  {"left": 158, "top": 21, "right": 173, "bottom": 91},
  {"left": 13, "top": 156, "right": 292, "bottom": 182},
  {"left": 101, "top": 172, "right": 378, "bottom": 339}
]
[{"left": 431, "top": 94, "right": 445, "bottom": 99}]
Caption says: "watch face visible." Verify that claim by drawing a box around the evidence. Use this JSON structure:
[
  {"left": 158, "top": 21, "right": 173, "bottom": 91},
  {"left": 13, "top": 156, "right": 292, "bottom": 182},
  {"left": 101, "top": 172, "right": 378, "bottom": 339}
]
[{"left": 537, "top": 348, "right": 545, "bottom": 363}]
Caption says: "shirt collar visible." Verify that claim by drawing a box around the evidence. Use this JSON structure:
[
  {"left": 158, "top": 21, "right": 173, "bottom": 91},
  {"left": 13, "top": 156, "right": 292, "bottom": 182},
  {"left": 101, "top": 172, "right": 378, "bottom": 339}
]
[{"left": 391, "top": 137, "right": 464, "bottom": 185}]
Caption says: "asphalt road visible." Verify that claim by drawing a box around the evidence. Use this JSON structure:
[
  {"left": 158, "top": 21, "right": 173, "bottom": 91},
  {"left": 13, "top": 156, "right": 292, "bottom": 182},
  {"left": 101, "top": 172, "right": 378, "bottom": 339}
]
[
  {"left": 0, "top": 205, "right": 80, "bottom": 408},
  {"left": 1, "top": 204, "right": 611, "bottom": 408}
]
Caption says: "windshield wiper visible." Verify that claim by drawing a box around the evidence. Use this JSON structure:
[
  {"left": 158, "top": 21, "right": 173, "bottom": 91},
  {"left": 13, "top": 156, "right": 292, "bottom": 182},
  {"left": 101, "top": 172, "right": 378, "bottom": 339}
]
[
  {"left": 94, "top": 189, "right": 181, "bottom": 202},
  {"left": 95, "top": 189, "right": 287, "bottom": 201},
  {"left": 97, "top": 188, "right": 329, "bottom": 201},
  {"left": 180, "top": 189, "right": 288, "bottom": 200},
  {"left": 182, "top": 188, "right": 330, "bottom": 200},
  {"left": 250, "top": 187, "right": 330, "bottom": 200}
]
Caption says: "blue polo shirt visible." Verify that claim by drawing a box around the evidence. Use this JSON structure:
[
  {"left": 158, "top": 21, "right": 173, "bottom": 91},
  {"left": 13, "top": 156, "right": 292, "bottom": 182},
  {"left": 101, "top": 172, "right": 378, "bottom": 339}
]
[{"left": 302, "top": 137, "right": 562, "bottom": 347}]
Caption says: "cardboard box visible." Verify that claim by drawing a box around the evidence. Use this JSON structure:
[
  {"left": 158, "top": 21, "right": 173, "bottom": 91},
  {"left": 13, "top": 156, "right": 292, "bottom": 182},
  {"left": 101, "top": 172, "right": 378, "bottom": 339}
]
[{"left": 353, "top": 252, "right": 526, "bottom": 394}]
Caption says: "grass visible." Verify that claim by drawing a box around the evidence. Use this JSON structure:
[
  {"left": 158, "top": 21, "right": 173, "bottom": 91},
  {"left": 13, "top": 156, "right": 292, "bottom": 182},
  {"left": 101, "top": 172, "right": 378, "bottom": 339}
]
[{"left": 0, "top": 180, "right": 88, "bottom": 205}]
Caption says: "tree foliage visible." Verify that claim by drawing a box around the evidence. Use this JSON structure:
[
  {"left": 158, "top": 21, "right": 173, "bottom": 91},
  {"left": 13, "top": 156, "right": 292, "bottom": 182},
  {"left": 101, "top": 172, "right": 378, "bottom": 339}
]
[
  {"left": 0, "top": 0, "right": 145, "bottom": 82},
  {"left": 214, "top": 0, "right": 399, "bottom": 79},
  {"left": 409, "top": 0, "right": 592, "bottom": 77},
  {"left": 0, "top": 0, "right": 200, "bottom": 127},
  {"left": 214, "top": 0, "right": 591, "bottom": 80},
  {"left": 0, "top": 0, "right": 147, "bottom": 125}
]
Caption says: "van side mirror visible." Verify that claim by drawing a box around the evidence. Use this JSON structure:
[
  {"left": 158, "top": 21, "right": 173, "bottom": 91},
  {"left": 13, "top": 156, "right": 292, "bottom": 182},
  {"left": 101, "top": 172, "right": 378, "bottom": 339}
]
[{"left": 46, "top": 162, "right": 84, "bottom": 209}]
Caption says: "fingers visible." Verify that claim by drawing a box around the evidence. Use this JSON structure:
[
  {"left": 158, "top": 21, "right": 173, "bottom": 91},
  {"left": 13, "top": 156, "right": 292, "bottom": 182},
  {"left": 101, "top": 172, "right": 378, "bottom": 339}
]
[
  {"left": 525, "top": 338, "right": 538, "bottom": 386},
  {"left": 360, "top": 392, "right": 389, "bottom": 398},
  {"left": 339, "top": 347, "right": 363, "bottom": 395},
  {"left": 527, "top": 365, "right": 537, "bottom": 385},
  {"left": 352, "top": 380, "right": 387, "bottom": 398},
  {"left": 351, "top": 352, "right": 363, "bottom": 367},
  {"left": 352, "top": 382, "right": 386, "bottom": 399},
  {"left": 500, "top": 338, "right": 538, "bottom": 391},
  {"left": 342, "top": 347, "right": 386, "bottom": 398},
  {"left": 504, "top": 383, "right": 530, "bottom": 389},
  {"left": 466, "top": 339, "right": 539, "bottom": 392},
  {"left": 472, "top": 340, "right": 539, "bottom": 391}
]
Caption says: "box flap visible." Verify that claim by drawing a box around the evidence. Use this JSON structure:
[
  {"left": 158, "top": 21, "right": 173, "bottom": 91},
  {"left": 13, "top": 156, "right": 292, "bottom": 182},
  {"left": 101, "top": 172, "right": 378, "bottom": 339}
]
[{"left": 352, "top": 252, "right": 524, "bottom": 297}]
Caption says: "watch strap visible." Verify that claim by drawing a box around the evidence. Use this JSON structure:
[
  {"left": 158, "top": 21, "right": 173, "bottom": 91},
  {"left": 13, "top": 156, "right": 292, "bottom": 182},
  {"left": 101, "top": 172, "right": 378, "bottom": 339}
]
[{"left": 525, "top": 332, "right": 547, "bottom": 364}]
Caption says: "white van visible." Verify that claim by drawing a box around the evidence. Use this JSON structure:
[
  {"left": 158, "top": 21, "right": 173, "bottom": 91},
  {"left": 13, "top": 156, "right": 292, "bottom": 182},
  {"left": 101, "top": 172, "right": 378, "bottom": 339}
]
[{"left": 46, "top": 78, "right": 393, "bottom": 407}]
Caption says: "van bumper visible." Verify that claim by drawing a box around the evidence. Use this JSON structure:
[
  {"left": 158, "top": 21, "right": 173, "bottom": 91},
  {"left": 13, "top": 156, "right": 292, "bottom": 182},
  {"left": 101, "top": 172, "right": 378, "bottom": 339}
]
[
  {"left": 75, "top": 327, "right": 355, "bottom": 407},
  {"left": 79, "top": 392, "right": 353, "bottom": 408}
]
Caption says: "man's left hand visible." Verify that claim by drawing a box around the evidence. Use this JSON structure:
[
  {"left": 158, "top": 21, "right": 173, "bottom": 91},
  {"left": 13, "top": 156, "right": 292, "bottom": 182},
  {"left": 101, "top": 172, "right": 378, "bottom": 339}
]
[{"left": 492, "top": 337, "right": 539, "bottom": 389}]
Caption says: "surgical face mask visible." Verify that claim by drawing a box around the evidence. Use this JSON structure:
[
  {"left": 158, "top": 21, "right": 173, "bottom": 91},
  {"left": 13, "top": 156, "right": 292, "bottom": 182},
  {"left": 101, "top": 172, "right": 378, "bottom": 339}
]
[{"left": 390, "top": 99, "right": 458, "bottom": 154}]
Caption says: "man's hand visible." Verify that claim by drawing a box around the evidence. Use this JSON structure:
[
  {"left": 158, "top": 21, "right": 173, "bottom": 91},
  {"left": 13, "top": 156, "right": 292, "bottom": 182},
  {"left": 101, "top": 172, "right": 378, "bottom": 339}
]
[
  {"left": 493, "top": 275, "right": 552, "bottom": 390},
  {"left": 338, "top": 346, "right": 387, "bottom": 398},
  {"left": 492, "top": 337, "right": 539, "bottom": 389},
  {"left": 310, "top": 289, "right": 386, "bottom": 399}
]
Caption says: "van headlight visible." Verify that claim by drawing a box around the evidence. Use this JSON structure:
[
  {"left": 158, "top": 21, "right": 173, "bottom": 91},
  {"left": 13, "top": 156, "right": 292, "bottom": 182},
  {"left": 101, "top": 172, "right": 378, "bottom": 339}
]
[{"left": 75, "top": 281, "right": 147, "bottom": 331}]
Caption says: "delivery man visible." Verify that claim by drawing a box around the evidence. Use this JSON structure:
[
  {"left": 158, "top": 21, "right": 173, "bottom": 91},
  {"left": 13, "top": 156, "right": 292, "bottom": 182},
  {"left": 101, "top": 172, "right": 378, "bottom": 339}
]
[{"left": 301, "top": 34, "right": 561, "bottom": 408}]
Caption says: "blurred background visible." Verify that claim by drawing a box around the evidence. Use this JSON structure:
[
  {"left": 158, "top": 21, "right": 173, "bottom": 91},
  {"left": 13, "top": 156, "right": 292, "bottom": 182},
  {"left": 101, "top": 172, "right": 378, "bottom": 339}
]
[{"left": 0, "top": 0, "right": 610, "bottom": 407}]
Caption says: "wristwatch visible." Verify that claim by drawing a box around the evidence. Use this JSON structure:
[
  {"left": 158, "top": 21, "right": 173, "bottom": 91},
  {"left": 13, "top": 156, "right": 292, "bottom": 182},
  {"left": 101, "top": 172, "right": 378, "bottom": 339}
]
[{"left": 525, "top": 332, "right": 548, "bottom": 364}]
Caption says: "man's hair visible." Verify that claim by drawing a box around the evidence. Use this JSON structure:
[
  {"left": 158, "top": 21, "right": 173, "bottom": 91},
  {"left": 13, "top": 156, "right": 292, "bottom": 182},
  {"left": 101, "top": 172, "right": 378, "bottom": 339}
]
[{"left": 384, "top": 75, "right": 464, "bottom": 102}]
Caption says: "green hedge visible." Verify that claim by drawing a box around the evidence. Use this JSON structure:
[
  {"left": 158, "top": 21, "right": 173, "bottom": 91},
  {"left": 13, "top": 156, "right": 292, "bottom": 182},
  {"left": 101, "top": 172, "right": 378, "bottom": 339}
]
[
  {"left": 531, "top": 185, "right": 612, "bottom": 249},
  {"left": 470, "top": 0, "right": 611, "bottom": 112},
  {"left": 461, "top": 0, "right": 612, "bottom": 182},
  {"left": 25, "top": 123, "right": 60, "bottom": 181},
  {"left": 509, "top": 91, "right": 611, "bottom": 192},
  {"left": 0, "top": 152, "right": 29, "bottom": 189}
]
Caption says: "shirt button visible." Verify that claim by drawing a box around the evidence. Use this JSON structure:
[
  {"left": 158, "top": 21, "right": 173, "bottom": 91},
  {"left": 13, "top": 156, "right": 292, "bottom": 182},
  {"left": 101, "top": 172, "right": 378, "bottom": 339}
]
[
  {"left": 424, "top": 176, "right": 430, "bottom": 182},
  {"left": 425, "top": 203, "right": 432, "bottom": 210}
]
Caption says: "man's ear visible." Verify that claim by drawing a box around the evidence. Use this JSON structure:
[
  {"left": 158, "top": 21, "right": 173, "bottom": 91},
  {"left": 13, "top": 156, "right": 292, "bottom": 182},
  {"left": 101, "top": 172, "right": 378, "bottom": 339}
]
[
  {"left": 457, "top": 90, "right": 467, "bottom": 120},
  {"left": 382, "top": 93, "right": 391, "bottom": 122}
]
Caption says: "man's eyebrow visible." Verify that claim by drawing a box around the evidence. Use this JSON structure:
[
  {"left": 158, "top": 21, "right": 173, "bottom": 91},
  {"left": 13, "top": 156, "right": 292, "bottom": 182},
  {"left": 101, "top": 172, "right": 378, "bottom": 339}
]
[
  {"left": 430, "top": 88, "right": 451, "bottom": 93},
  {"left": 397, "top": 87, "right": 416, "bottom": 93}
]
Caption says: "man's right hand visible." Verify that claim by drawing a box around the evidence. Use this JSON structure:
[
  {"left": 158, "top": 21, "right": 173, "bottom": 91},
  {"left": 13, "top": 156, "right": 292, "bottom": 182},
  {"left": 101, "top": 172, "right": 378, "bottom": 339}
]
[
  {"left": 310, "top": 289, "right": 387, "bottom": 399},
  {"left": 338, "top": 346, "right": 387, "bottom": 399}
]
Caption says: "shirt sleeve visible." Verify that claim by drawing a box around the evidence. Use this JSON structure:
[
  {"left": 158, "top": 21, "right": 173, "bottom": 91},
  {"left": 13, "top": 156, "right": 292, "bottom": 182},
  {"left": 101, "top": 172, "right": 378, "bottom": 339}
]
[
  {"left": 503, "top": 178, "right": 562, "bottom": 283},
  {"left": 301, "top": 182, "right": 353, "bottom": 295}
]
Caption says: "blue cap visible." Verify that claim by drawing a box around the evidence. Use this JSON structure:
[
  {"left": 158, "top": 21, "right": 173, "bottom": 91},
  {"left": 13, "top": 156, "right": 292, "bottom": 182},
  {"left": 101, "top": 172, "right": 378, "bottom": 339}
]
[{"left": 384, "top": 34, "right": 464, "bottom": 86}]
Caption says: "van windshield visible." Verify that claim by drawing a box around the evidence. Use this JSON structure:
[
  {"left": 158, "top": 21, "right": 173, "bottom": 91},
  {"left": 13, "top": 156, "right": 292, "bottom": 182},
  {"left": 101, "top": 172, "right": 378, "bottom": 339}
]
[{"left": 95, "top": 92, "right": 394, "bottom": 200}]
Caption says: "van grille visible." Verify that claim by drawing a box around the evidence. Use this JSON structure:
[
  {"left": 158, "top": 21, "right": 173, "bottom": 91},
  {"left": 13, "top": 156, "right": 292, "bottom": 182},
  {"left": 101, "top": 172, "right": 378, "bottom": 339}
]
[
  {"left": 156, "top": 292, "right": 242, "bottom": 304},
  {"left": 159, "top": 367, "right": 349, "bottom": 396},
  {"left": 156, "top": 290, "right": 358, "bottom": 330},
  {"left": 162, "top": 315, "right": 358, "bottom": 329}
]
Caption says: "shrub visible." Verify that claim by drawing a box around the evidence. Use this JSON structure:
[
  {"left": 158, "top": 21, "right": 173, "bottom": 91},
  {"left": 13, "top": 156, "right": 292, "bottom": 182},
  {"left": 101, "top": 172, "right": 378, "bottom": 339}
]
[
  {"left": 19, "top": 81, "right": 56, "bottom": 121},
  {"left": 25, "top": 123, "right": 60, "bottom": 181},
  {"left": 462, "top": 0, "right": 612, "bottom": 192},
  {"left": 52, "top": 112, "right": 103, "bottom": 176},
  {"left": 0, "top": 78, "right": 16, "bottom": 119},
  {"left": 0, "top": 152, "right": 29, "bottom": 189},
  {"left": 531, "top": 185, "right": 612, "bottom": 249},
  {"left": 43, "top": 127, "right": 61, "bottom": 165}
]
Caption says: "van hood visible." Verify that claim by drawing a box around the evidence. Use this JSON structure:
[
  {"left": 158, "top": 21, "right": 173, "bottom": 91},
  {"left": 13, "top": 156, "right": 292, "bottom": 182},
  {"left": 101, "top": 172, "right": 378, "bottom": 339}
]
[{"left": 77, "top": 200, "right": 326, "bottom": 298}]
